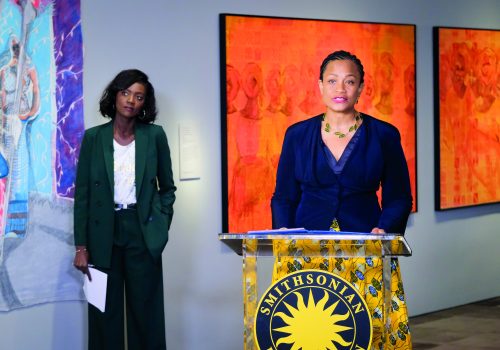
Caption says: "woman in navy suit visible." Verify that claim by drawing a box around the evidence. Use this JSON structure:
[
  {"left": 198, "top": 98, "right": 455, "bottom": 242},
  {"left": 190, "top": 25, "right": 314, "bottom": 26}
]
[{"left": 271, "top": 51, "right": 413, "bottom": 349}]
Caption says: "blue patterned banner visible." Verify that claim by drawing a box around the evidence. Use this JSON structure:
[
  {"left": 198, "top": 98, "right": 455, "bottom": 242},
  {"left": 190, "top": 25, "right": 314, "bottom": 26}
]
[{"left": 0, "top": 0, "right": 84, "bottom": 311}]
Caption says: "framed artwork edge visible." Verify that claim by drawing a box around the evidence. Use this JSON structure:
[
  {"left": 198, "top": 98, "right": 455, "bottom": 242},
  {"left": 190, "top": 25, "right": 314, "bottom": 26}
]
[{"left": 433, "top": 26, "right": 500, "bottom": 210}]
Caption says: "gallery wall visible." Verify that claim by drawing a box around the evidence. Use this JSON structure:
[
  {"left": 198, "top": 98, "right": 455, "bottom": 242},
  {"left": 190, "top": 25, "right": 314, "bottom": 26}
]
[{"left": 0, "top": 0, "right": 499, "bottom": 349}]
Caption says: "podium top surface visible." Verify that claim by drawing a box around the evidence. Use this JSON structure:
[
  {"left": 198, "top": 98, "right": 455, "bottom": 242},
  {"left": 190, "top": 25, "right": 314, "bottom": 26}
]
[{"left": 219, "top": 229, "right": 412, "bottom": 257}]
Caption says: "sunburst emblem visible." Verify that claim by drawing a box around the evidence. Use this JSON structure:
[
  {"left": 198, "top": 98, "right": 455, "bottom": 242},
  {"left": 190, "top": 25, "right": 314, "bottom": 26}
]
[
  {"left": 274, "top": 289, "right": 353, "bottom": 349},
  {"left": 254, "top": 269, "right": 372, "bottom": 350}
]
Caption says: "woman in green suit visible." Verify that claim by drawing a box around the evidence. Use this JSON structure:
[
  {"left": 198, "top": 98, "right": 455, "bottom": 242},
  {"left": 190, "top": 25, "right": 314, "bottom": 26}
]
[{"left": 73, "top": 69, "right": 176, "bottom": 350}]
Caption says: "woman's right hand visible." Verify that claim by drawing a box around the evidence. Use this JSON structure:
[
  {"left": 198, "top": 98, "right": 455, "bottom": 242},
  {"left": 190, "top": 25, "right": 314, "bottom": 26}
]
[{"left": 73, "top": 246, "right": 92, "bottom": 281}]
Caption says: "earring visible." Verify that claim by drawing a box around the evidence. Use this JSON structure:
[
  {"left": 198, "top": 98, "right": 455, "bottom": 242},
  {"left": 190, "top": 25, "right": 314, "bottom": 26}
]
[{"left": 139, "top": 109, "right": 146, "bottom": 120}]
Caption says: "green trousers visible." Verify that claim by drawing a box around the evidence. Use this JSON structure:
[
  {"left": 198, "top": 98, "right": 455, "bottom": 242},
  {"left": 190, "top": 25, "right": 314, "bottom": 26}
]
[{"left": 88, "top": 209, "right": 166, "bottom": 350}]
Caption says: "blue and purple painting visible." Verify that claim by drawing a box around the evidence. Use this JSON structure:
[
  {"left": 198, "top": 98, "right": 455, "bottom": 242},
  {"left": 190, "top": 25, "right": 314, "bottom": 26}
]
[{"left": 0, "top": 0, "right": 84, "bottom": 311}]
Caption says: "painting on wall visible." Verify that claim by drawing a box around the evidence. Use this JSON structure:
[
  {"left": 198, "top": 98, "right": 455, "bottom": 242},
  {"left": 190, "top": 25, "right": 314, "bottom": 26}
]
[
  {"left": 0, "top": 0, "right": 84, "bottom": 311},
  {"left": 221, "top": 14, "right": 417, "bottom": 233},
  {"left": 434, "top": 27, "right": 500, "bottom": 210}
]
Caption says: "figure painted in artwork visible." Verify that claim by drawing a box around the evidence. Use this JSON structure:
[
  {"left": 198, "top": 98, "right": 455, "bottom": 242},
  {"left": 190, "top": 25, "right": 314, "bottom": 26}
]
[
  {"left": 374, "top": 52, "right": 396, "bottom": 116},
  {"left": 228, "top": 62, "right": 275, "bottom": 231},
  {"left": 280, "top": 64, "right": 306, "bottom": 124},
  {"left": 0, "top": 34, "right": 40, "bottom": 238}
]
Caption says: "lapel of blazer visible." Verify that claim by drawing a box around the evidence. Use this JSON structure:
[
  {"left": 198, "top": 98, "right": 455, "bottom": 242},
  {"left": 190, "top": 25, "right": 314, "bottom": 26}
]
[
  {"left": 101, "top": 121, "right": 114, "bottom": 194},
  {"left": 134, "top": 122, "right": 149, "bottom": 198}
]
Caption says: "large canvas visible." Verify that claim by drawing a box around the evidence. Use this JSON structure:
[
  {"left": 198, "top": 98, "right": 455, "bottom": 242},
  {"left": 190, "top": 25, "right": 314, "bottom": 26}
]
[
  {"left": 434, "top": 27, "right": 500, "bottom": 210},
  {"left": 0, "top": 0, "right": 84, "bottom": 310},
  {"left": 221, "top": 14, "right": 416, "bottom": 233}
]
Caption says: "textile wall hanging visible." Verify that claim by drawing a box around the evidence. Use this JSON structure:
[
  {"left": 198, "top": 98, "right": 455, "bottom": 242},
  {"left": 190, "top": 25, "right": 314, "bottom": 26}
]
[{"left": 0, "top": 0, "right": 84, "bottom": 311}]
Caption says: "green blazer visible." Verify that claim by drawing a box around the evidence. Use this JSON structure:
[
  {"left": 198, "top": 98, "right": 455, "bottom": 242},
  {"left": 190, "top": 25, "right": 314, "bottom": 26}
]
[{"left": 74, "top": 121, "right": 176, "bottom": 268}]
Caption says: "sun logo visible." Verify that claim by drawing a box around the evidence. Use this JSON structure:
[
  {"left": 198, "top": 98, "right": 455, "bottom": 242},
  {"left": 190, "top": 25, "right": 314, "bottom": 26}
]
[
  {"left": 255, "top": 270, "right": 372, "bottom": 350},
  {"left": 274, "top": 290, "right": 353, "bottom": 349}
]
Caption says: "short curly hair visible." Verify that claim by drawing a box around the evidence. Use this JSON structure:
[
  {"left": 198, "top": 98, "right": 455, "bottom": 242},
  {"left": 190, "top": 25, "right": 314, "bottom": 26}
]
[
  {"left": 99, "top": 69, "right": 157, "bottom": 124},
  {"left": 319, "top": 50, "right": 365, "bottom": 85}
]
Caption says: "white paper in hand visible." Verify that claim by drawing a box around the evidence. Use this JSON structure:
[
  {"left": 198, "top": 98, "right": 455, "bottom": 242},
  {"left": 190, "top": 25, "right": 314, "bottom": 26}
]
[{"left": 83, "top": 267, "right": 108, "bottom": 312}]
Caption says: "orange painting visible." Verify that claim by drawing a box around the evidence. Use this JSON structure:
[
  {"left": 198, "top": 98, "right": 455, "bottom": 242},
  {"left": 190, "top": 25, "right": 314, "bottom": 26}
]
[
  {"left": 222, "top": 14, "right": 416, "bottom": 232},
  {"left": 435, "top": 27, "right": 500, "bottom": 210}
]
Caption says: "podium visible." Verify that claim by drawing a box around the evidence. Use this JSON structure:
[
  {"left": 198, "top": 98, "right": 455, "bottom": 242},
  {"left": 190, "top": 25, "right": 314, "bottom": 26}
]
[{"left": 219, "top": 230, "right": 412, "bottom": 350}]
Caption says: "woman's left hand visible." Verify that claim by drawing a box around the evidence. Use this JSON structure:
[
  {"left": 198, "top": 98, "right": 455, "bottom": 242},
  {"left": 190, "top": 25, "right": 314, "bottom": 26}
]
[
  {"left": 73, "top": 246, "right": 92, "bottom": 281},
  {"left": 371, "top": 227, "right": 386, "bottom": 234}
]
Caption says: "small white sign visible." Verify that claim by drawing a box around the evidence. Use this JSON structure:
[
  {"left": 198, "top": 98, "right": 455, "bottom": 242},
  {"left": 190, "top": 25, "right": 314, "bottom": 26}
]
[{"left": 179, "top": 122, "right": 201, "bottom": 181}]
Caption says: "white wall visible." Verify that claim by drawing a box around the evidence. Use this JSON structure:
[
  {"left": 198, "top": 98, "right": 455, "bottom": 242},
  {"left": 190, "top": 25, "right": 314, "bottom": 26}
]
[{"left": 1, "top": 0, "right": 499, "bottom": 349}]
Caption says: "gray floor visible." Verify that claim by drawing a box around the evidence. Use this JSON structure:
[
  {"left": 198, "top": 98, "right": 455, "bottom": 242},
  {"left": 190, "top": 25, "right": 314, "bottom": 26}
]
[{"left": 410, "top": 297, "right": 500, "bottom": 350}]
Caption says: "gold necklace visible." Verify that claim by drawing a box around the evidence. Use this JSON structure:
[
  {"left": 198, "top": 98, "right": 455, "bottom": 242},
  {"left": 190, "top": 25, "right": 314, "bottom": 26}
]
[{"left": 323, "top": 111, "right": 362, "bottom": 138}]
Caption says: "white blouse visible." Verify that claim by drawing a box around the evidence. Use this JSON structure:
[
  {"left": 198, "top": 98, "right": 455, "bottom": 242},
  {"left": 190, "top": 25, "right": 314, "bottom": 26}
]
[{"left": 113, "top": 139, "right": 136, "bottom": 205}]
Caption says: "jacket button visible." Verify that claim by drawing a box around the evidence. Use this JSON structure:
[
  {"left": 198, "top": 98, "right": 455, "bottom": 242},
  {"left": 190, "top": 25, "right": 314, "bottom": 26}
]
[{"left": 94, "top": 181, "right": 100, "bottom": 186}]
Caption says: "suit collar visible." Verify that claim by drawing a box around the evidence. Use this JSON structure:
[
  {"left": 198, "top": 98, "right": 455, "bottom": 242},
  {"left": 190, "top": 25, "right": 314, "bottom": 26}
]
[
  {"left": 134, "top": 122, "right": 149, "bottom": 196},
  {"left": 101, "top": 122, "right": 114, "bottom": 193}
]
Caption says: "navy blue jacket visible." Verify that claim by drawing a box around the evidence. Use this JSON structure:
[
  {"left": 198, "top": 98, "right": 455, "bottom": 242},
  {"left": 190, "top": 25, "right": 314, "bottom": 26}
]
[{"left": 271, "top": 114, "right": 412, "bottom": 234}]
